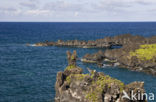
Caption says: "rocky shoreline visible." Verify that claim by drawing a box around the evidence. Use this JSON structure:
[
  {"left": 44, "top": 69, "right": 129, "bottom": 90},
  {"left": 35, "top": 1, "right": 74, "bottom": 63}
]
[
  {"left": 55, "top": 51, "right": 147, "bottom": 102},
  {"left": 31, "top": 34, "right": 155, "bottom": 48},
  {"left": 81, "top": 35, "right": 156, "bottom": 76},
  {"left": 32, "top": 39, "right": 111, "bottom": 48},
  {"left": 31, "top": 34, "right": 156, "bottom": 76},
  {"left": 30, "top": 34, "right": 139, "bottom": 48}
]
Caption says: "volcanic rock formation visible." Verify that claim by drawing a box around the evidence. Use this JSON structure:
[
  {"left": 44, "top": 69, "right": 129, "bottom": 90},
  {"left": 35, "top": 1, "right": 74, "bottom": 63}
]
[{"left": 55, "top": 51, "right": 147, "bottom": 102}]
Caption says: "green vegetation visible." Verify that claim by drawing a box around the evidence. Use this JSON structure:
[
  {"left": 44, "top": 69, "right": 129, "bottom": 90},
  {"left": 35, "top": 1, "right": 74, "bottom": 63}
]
[
  {"left": 86, "top": 74, "right": 125, "bottom": 102},
  {"left": 65, "top": 68, "right": 125, "bottom": 102},
  {"left": 71, "top": 55, "right": 75, "bottom": 60},
  {"left": 130, "top": 44, "right": 156, "bottom": 61},
  {"left": 66, "top": 74, "right": 72, "bottom": 84},
  {"left": 65, "top": 65, "right": 76, "bottom": 70},
  {"left": 66, "top": 74, "right": 89, "bottom": 84}
]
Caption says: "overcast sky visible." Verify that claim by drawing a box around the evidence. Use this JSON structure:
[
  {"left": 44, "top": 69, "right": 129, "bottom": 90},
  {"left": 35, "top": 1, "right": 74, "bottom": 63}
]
[{"left": 0, "top": 0, "right": 156, "bottom": 22}]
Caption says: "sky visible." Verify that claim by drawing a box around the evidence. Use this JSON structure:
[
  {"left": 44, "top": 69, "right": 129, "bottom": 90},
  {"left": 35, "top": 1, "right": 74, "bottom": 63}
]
[{"left": 0, "top": 0, "right": 156, "bottom": 22}]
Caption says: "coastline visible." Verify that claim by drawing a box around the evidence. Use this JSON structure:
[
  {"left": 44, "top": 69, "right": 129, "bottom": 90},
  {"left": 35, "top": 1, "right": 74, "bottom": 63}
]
[{"left": 31, "top": 34, "right": 156, "bottom": 76}]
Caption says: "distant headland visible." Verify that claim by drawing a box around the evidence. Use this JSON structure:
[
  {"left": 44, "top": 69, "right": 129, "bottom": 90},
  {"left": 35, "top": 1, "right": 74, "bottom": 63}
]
[{"left": 28, "top": 34, "right": 156, "bottom": 76}]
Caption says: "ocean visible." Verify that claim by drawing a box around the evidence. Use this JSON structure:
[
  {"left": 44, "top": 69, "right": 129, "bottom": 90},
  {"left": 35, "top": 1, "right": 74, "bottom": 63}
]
[{"left": 0, "top": 22, "right": 156, "bottom": 102}]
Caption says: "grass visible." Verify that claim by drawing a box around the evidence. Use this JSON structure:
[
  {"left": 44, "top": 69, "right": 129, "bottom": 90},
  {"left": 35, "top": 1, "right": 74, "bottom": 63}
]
[{"left": 130, "top": 44, "right": 156, "bottom": 61}]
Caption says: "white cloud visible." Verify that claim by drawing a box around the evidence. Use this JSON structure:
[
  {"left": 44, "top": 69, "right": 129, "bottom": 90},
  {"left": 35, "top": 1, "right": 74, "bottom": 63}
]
[
  {"left": 0, "top": 7, "right": 21, "bottom": 16},
  {"left": 0, "top": 0, "right": 156, "bottom": 21},
  {"left": 25, "top": 9, "right": 51, "bottom": 15},
  {"left": 19, "top": 2, "right": 37, "bottom": 9},
  {"left": 74, "top": 12, "right": 79, "bottom": 16},
  {"left": 43, "top": 1, "right": 85, "bottom": 12}
]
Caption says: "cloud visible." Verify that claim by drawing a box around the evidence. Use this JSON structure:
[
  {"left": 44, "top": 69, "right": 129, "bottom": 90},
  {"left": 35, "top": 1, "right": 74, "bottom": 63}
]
[
  {"left": 136, "top": 1, "right": 150, "bottom": 5},
  {"left": 0, "top": 7, "right": 17, "bottom": 12},
  {"left": 43, "top": 1, "right": 86, "bottom": 12},
  {"left": 0, "top": 0, "right": 156, "bottom": 21},
  {"left": 0, "top": 7, "right": 21, "bottom": 16},
  {"left": 89, "top": 0, "right": 156, "bottom": 16},
  {"left": 136, "top": 0, "right": 156, "bottom": 5},
  {"left": 74, "top": 12, "right": 79, "bottom": 16},
  {"left": 25, "top": 9, "right": 51, "bottom": 15},
  {"left": 19, "top": 2, "right": 37, "bottom": 9}
]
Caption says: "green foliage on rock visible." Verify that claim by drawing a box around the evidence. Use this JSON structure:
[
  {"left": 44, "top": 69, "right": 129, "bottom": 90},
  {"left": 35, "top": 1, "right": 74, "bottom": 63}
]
[
  {"left": 66, "top": 71, "right": 125, "bottom": 102},
  {"left": 66, "top": 74, "right": 90, "bottom": 84},
  {"left": 65, "top": 65, "right": 76, "bottom": 70},
  {"left": 130, "top": 44, "right": 156, "bottom": 61},
  {"left": 86, "top": 75, "right": 125, "bottom": 102}
]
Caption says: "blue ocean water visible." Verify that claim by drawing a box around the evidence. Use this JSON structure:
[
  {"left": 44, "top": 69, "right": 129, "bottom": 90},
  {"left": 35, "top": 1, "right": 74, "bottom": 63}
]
[{"left": 0, "top": 22, "right": 156, "bottom": 102}]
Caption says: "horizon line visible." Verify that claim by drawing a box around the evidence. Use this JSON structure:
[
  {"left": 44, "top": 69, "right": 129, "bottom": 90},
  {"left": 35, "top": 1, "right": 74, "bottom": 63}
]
[{"left": 0, "top": 21, "right": 156, "bottom": 23}]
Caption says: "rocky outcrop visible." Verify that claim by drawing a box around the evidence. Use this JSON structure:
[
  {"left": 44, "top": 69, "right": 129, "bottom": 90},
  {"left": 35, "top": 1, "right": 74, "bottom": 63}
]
[
  {"left": 32, "top": 34, "right": 156, "bottom": 75},
  {"left": 82, "top": 43, "right": 156, "bottom": 76},
  {"left": 55, "top": 51, "right": 147, "bottom": 102},
  {"left": 31, "top": 34, "right": 153, "bottom": 48},
  {"left": 32, "top": 39, "right": 111, "bottom": 48},
  {"left": 81, "top": 34, "right": 156, "bottom": 76}
]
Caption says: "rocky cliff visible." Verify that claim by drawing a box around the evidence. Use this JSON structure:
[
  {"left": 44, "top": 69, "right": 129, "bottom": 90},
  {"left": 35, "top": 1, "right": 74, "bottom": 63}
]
[{"left": 55, "top": 51, "right": 147, "bottom": 102}]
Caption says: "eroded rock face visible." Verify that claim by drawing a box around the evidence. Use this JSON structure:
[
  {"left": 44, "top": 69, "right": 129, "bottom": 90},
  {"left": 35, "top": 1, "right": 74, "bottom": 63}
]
[
  {"left": 81, "top": 34, "right": 156, "bottom": 76},
  {"left": 55, "top": 51, "right": 147, "bottom": 102},
  {"left": 82, "top": 43, "right": 156, "bottom": 76},
  {"left": 66, "top": 50, "right": 77, "bottom": 67}
]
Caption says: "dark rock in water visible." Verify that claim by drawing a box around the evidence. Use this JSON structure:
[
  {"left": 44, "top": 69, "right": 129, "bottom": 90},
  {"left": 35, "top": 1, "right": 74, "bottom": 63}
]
[
  {"left": 81, "top": 34, "right": 156, "bottom": 76},
  {"left": 32, "top": 34, "right": 156, "bottom": 48},
  {"left": 66, "top": 50, "right": 77, "bottom": 67},
  {"left": 81, "top": 50, "right": 105, "bottom": 64},
  {"left": 32, "top": 34, "right": 156, "bottom": 75},
  {"left": 55, "top": 51, "right": 147, "bottom": 102},
  {"left": 82, "top": 43, "right": 156, "bottom": 76}
]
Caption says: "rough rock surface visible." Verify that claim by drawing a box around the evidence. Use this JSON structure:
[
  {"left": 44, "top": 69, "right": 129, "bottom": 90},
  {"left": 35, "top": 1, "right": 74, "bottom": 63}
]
[
  {"left": 55, "top": 51, "right": 147, "bottom": 102},
  {"left": 32, "top": 34, "right": 156, "bottom": 48},
  {"left": 82, "top": 43, "right": 156, "bottom": 76},
  {"left": 31, "top": 34, "right": 156, "bottom": 75},
  {"left": 81, "top": 34, "right": 156, "bottom": 76},
  {"left": 32, "top": 34, "right": 150, "bottom": 48}
]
